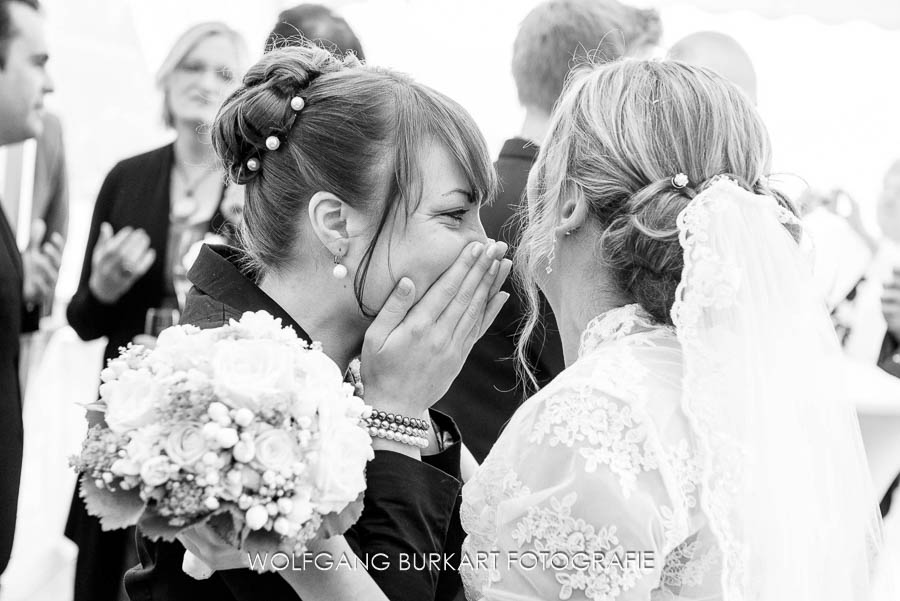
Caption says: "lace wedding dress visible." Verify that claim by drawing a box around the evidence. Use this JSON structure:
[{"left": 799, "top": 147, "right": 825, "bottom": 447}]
[
  {"left": 461, "top": 304, "right": 718, "bottom": 600},
  {"left": 460, "top": 178, "right": 888, "bottom": 601}
]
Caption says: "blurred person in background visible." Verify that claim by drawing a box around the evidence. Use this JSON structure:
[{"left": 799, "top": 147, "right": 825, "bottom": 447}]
[
  {"left": 667, "top": 31, "right": 758, "bottom": 103},
  {"left": 2, "top": 110, "right": 69, "bottom": 393},
  {"left": 63, "top": 21, "right": 247, "bottom": 601},
  {"left": 435, "top": 0, "right": 662, "bottom": 464},
  {"left": 265, "top": 3, "right": 365, "bottom": 59},
  {"left": 0, "top": 0, "right": 61, "bottom": 581}
]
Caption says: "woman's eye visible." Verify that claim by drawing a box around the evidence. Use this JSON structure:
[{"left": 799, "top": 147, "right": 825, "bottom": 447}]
[{"left": 442, "top": 209, "right": 468, "bottom": 222}]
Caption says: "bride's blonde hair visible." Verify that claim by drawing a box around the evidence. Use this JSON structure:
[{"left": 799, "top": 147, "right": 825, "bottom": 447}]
[{"left": 516, "top": 59, "right": 796, "bottom": 386}]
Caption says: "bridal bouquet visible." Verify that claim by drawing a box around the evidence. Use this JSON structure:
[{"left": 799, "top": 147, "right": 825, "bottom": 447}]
[{"left": 70, "top": 311, "right": 373, "bottom": 575}]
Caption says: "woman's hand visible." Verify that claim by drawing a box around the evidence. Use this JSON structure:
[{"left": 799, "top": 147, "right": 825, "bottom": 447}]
[
  {"left": 88, "top": 222, "right": 156, "bottom": 303},
  {"left": 361, "top": 240, "right": 511, "bottom": 420}
]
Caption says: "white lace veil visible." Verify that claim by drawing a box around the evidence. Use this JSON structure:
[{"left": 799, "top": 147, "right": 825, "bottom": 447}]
[{"left": 671, "top": 177, "right": 891, "bottom": 600}]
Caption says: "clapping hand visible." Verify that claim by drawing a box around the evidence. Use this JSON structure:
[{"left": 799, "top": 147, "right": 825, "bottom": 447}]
[
  {"left": 883, "top": 267, "right": 900, "bottom": 340},
  {"left": 22, "top": 219, "right": 64, "bottom": 308},
  {"left": 88, "top": 222, "right": 156, "bottom": 303}
]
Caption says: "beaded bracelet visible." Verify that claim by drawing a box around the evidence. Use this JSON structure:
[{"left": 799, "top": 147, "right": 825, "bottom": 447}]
[{"left": 364, "top": 411, "right": 430, "bottom": 448}]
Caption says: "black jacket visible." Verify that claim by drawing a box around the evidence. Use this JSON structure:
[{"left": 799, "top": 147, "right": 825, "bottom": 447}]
[
  {"left": 124, "top": 244, "right": 464, "bottom": 601},
  {"left": 435, "top": 137, "right": 564, "bottom": 462},
  {"left": 66, "top": 143, "right": 234, "bottom": 365},
  {"left": 0, "top": 206, "right": 37, "bottom": 575}
]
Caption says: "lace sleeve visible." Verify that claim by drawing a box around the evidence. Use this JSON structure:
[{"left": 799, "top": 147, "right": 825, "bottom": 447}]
[{"left": 472, "top": 381, "right": 675, "bottom": 601}]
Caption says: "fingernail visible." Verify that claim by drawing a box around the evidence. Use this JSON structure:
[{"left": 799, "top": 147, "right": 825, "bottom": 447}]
[
  {"left": 398, "top": 278, "right": 412, "bottom": 296},
  {"left": 500, "top": 292, "right": 510, "bottom": 303},
  {"left": 470, "top": 242, "right": 484, "bottom": 257},
  {"left": 489, "top": 260, "right": 499, "bottom": 275}
]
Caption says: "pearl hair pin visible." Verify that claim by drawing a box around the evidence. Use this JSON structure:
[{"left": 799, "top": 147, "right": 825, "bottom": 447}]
[
  {"left": 265, "top": 136, "right": 281, "bottom": 151},
  {"left": 672, "top": 173, "right": 689, "bottom": 189},
  {"left": 246, "top": 157, "right": 260, "bottom": 171},
  {"left": 290, "top": 96, "right": 305, "bottom": 111}
]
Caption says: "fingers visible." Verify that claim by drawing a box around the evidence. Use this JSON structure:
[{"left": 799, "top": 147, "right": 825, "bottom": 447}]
[
  {"left": 102, "top": 226, "right": 136, "bottom": 259},
  {"left": 447, "top": 253, "right": 502, "bottom": 345},
  {"left": 407, "top": 241, "right": 486, "bottom": 321},
  {"left": 364, "top": 277, "right": 416, "bottom": 352},
  {"left": 468, "top": 291, "right": 511, "bottom": 347},
  {"left": 118, "top": 230, "right": 151, "bottom": 267},
  {"left": 488, "top": 258, "right": 513, "bottom": 300},
  {"left": 132, "top": 248, "right": 157, "bottom": 278},
  {"left": 40, "top": 233, "right": 64, "bottom": 271},
  {"left": 27, "top": 219, "right": 46, "bottom": 252},
  {"left": 97, "top": 222, "right": 114, "bottom": 248}
]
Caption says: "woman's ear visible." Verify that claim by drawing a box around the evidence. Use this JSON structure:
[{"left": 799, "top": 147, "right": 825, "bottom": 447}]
[
  {"left": 308, "top": 191, "right": 350, "bottom": 257},
  {"left": 555, "top": 195, "right": 589, "bottom": 237}
]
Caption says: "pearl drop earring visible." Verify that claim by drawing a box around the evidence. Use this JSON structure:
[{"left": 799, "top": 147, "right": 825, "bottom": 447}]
[{"left": 332, "top": 255, "right": 348, "bottom": 279}]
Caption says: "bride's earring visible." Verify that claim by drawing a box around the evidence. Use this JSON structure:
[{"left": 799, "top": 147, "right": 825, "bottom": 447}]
[
  {"left": 545, "top": 237, "right": 556, "bottom": 275},
  {"left": 332, "top": 255, "right": 348, "bottom": 279}
]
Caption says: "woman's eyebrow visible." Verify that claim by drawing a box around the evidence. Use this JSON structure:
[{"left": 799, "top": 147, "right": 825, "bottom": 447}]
[{"left": 442, "top": 188, "right": 476, "bottom": 203}]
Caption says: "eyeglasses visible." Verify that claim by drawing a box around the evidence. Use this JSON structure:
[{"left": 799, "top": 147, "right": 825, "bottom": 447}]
[{"left": 175, "top": 61, "right": 234, "bottom": 83}]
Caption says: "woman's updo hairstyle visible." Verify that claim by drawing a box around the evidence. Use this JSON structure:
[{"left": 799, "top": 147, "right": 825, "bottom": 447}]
[
  {"left": 212, "top": 42, "right": 497, "bottom": 315},
  {"left": 516, "top": 59, "right": 797, "bottom": 381}
]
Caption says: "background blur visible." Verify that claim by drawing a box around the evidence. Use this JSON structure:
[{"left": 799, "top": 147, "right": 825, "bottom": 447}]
[{"left": 39, "top": 0, "right": 900, "bottom": 303}]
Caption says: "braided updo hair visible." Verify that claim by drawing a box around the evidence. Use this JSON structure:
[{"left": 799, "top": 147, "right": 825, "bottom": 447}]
[
  {"left": 212, "top": 43, "right": 496, "bottom": 316},
  {"left": 516, "top": 59, "right": 797, "bottom": 382}
]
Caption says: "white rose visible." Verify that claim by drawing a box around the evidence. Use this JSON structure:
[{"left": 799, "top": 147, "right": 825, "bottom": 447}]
[
  {"left": 253, "top": 429, "right": 299, "bottom": 475},
  {"left": 288, "top": 495, "right": 314, "bottom": 526},
  {"left": 153, "top": 325, "right": 209, "bottom": 371},
  {"left": 164, "top": 423, "right": 208, "bottom": 466},
  {"left": 125, "top": 425, "right": 163, "bottom": 465},
  {"left": 212, "top": 339, "right": 294, "bottom": 412},
  {"left": 100, "top": 369, "right": 161, "bottom": 433},
  {"left": 140, "top": 456, "right": 174, "bottom": 487},
  {"left": 290, "top": 351, "right": 344, "bottom": 420},
  {"left": 230, "top": 311, "right": 297, "bottom": 343},
  {"left": 311, "top": 410, "right": 373, "bottom": 514}
]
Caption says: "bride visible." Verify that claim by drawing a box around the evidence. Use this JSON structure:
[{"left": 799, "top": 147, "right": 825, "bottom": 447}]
[
  {"left": 460, "top": 59, "right": 888, "bottom": 599},
  {"left": 185, "top": 58, "right": 890, "bottom": 600}
]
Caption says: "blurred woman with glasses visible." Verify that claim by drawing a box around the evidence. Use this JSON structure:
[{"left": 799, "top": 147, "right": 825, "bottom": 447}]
[{"left": 64, "top": 22, "right": 248, "bottom": 601}]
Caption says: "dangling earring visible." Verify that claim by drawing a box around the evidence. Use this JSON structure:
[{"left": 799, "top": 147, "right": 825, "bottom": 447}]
[
  {"left": 545, "top": 237, "right": 556, "bottom": 275},
  {"left": 332, "top": 255, "right": 348, "bottom": 279}
]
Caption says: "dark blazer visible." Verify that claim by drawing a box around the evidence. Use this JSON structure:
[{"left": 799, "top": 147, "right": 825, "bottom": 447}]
[
  {"left": 0, "top": 206, "right": 35, "bottom": 575},
  {"left": 65, "top": 143, "right": 235, "bottom": 601},
  {"left": 124, "top": 244, "right": 464, "bottom": 601},
  {"left": 435, "top": 137, "right": 564, "bottom": 462}
]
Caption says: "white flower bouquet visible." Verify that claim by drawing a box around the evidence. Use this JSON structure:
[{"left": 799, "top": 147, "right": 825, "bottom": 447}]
[{"left": 70, "top": 311, "right": 373, "bottom": 576}]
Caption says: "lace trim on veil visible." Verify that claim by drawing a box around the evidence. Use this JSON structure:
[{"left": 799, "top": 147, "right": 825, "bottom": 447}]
[{"left": 670, "top": 176, "right": 800, "bottom": 599}]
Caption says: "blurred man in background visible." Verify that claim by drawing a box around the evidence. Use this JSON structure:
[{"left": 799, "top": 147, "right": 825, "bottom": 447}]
[
  {"left": 668, "top": 30, "right": 758, "bottom": 102},
  {"left": 0, "top": 0, "right": 61, "bottom": 579}
]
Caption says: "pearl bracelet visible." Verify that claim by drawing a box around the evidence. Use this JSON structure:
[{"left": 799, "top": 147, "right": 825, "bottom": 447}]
[{"left": 364, "top": 411, "right": 430, "bottom": 448}]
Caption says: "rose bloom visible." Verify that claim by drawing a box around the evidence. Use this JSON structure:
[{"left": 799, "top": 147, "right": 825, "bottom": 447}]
[
  {"left": 312, "top": 399, "right": 373, "bottom": 514},
  {"left": 253, "top": 428, "right": 300, "bottom": 475},
  {"left": 212, "top": 339, "right": 294, "bottom": 412},
  {"left": 140, "top": 456, "right": 175, "bottom": 487},
  {"left": 153, "top": 324, "right": 210, "bottom": 372},
  {"left": 165, "top": 423, "right": 208, "bottom": 466},
  {"left": 100, "top": 368, "right": 161, "bottom": 433},
  {"left": 125, "top": 424, "right": 163, "bottom": 465}
]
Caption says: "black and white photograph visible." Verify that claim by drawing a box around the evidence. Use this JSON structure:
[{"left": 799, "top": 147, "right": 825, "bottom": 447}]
[{"left": 1, "top": 0, "right": 899, "bottom": 599}]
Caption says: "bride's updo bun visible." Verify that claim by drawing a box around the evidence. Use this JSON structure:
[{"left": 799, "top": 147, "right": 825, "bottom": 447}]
[
  {"left": 210, "top": 42, "right": 496, "bottom": 314},
  {"left": 516, "top": 59, "right": 795, "bottom": 364}
]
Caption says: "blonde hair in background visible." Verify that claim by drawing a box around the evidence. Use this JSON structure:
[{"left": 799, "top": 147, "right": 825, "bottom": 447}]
[
  {"left": 515, "top": 58, "right": 797, "bottom": 387},
  {"left": 156, "top": 21, "right": 250, "bottom": 128}
]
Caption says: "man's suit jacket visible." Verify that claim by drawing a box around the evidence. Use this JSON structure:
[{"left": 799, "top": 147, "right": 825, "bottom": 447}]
[{"left": 0, "top": 207, "right": 33, "bottom": 575}]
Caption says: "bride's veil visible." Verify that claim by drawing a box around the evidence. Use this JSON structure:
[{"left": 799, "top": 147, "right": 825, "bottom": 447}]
[{"left": 671, "top": 176, "right": 892, "bottom": 599}]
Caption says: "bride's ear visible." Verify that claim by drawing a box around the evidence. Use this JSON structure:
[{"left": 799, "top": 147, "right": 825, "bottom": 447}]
[
  {"left": 308, "top": 191, "right": 351, "bottom": 257},
  {"left": 555, "top": 195, "right": 589, "bottom": 237}
]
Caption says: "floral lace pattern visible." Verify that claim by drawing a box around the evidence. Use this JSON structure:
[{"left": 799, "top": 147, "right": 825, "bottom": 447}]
[
  {"left": 510, "top": 492, "right": 652, "bottom": 601},
  {"left": 660, "top": 538, "right": 718, "bottom": 589},
  {"left": 578, "top": 304, "right": 671, "bottom": 358},
  {"left": 529, "top": 386, "right": 658, "bottom": 499}
]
